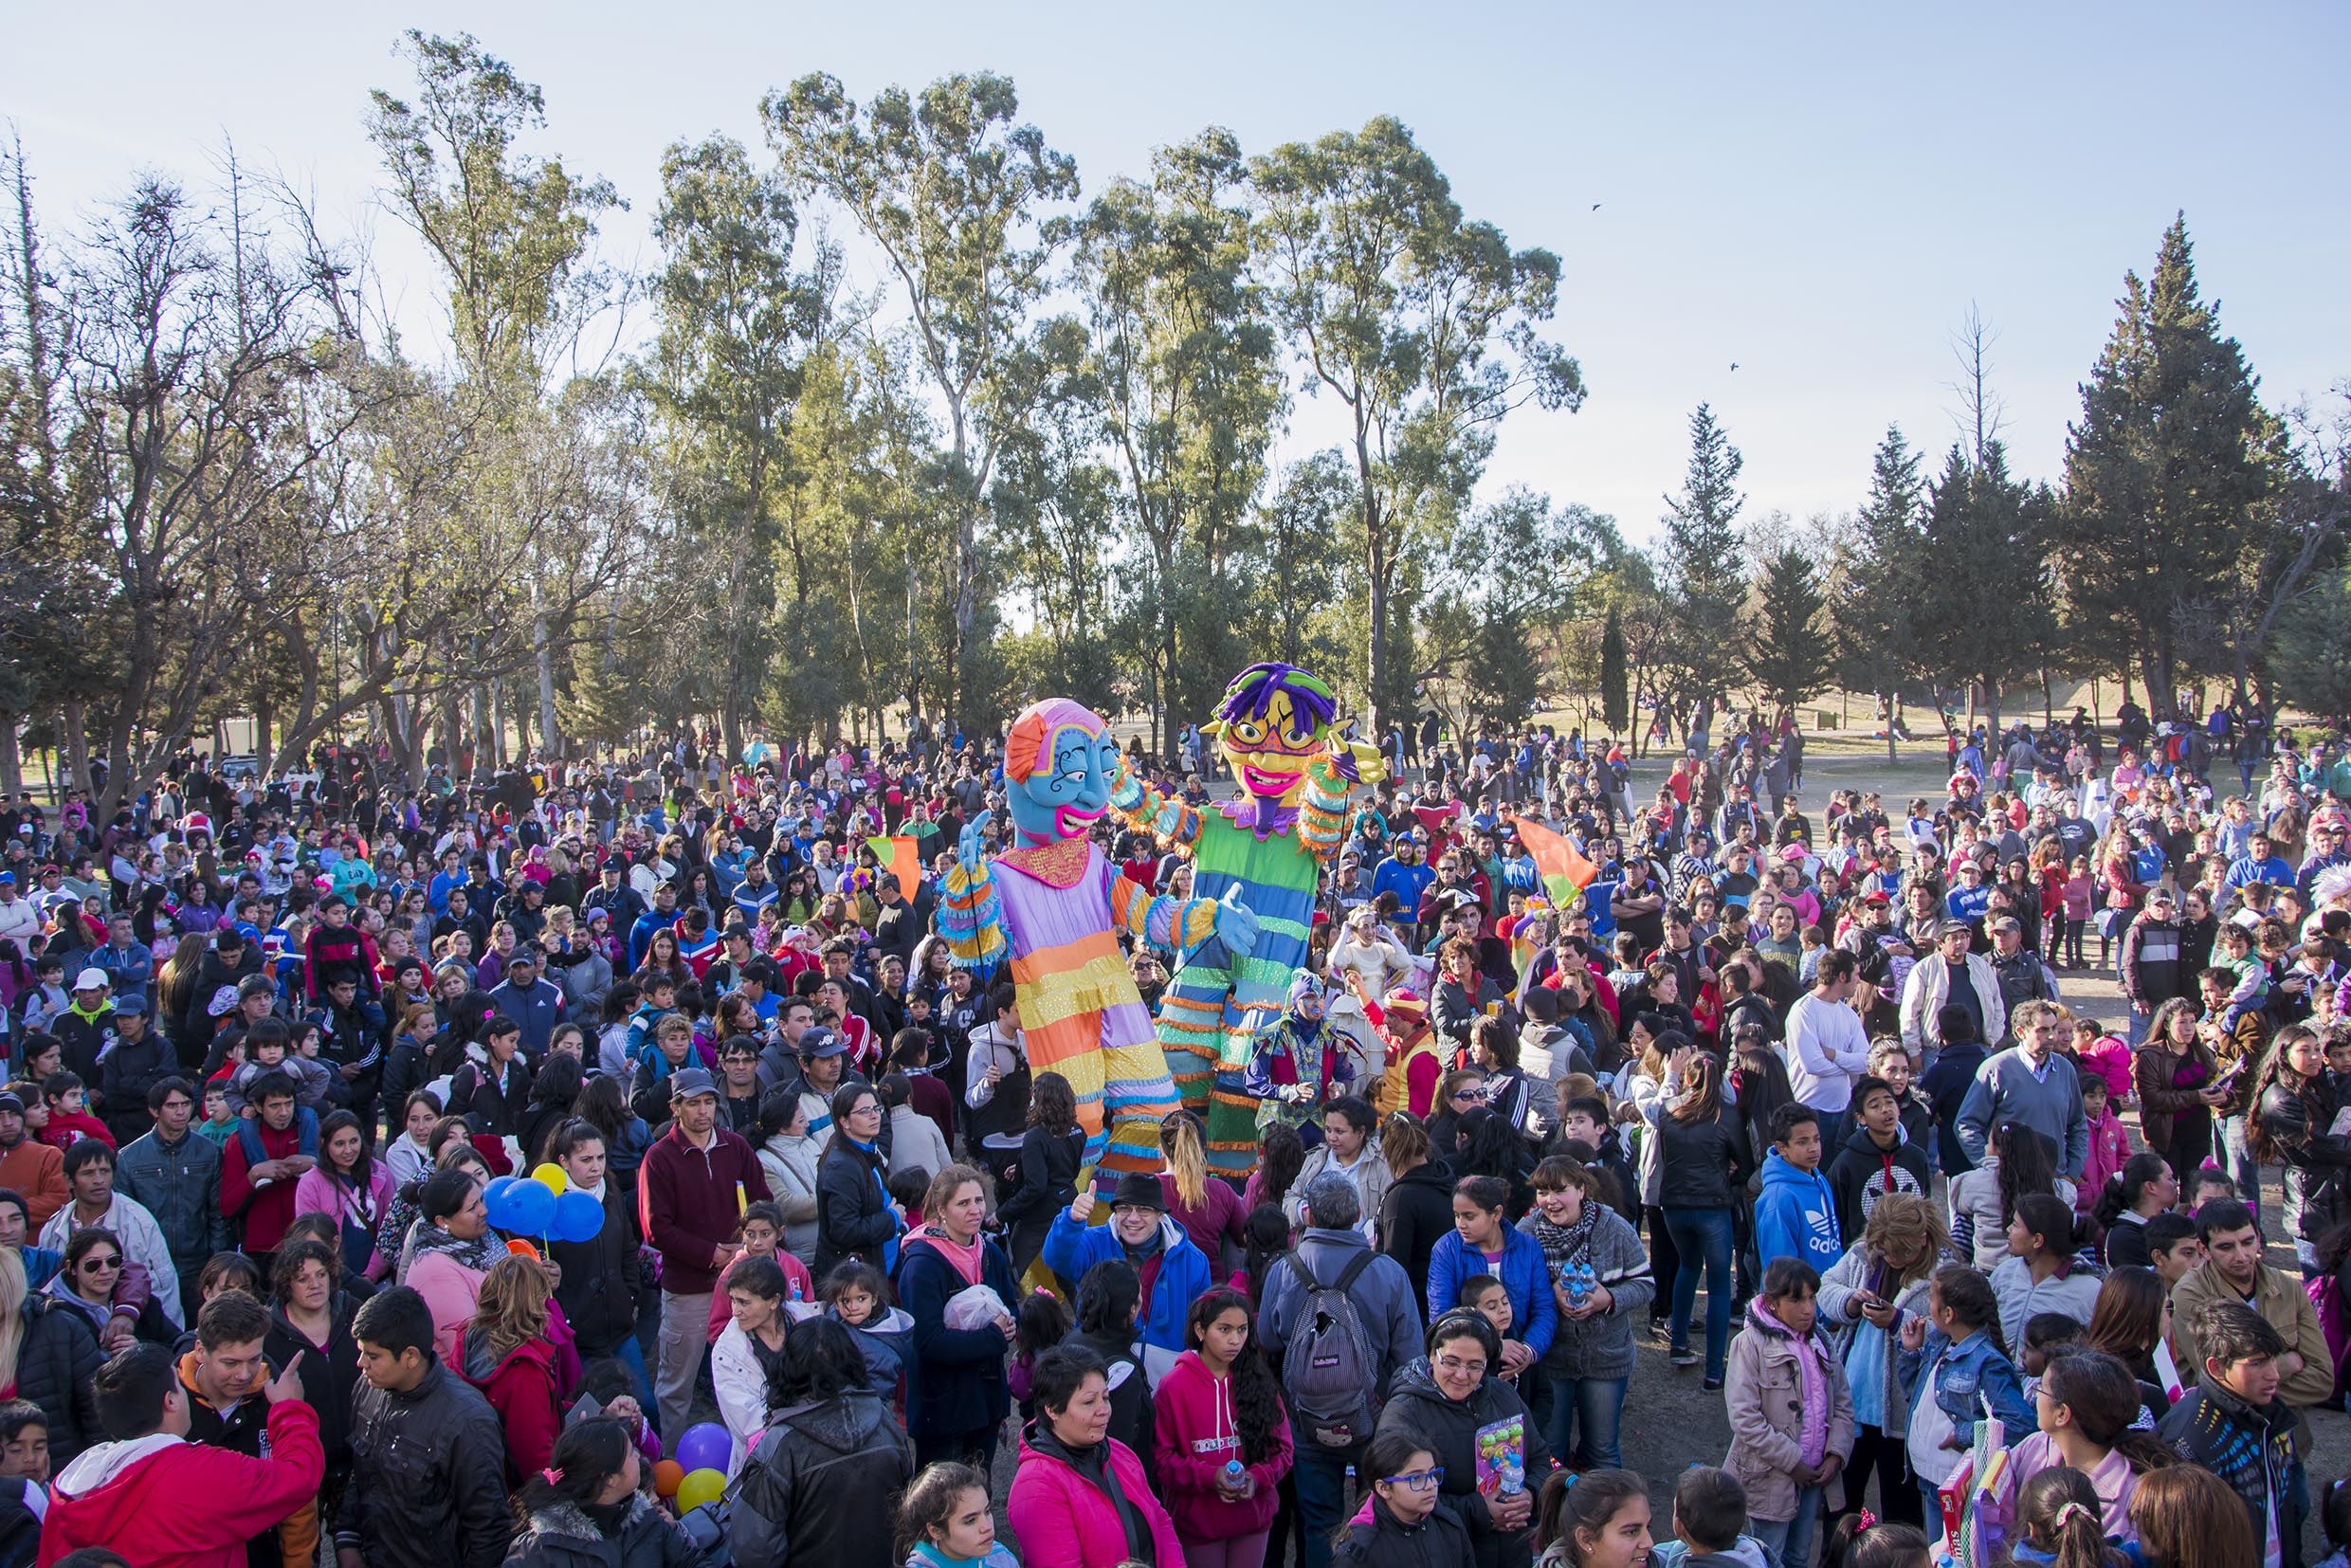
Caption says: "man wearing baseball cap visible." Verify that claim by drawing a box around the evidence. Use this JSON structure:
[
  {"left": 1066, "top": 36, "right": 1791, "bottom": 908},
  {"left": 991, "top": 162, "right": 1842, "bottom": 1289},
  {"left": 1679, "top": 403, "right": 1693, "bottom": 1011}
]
[{"left": 638, "top": 1066, "right": 771, "bottom": 1448}]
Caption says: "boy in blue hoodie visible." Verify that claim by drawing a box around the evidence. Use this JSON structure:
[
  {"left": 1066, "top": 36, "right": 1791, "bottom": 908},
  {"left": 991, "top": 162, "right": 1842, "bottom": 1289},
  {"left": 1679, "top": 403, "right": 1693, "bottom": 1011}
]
[{"left": 1753, "top": 1103, "right": 1843, "bottom": 1278}]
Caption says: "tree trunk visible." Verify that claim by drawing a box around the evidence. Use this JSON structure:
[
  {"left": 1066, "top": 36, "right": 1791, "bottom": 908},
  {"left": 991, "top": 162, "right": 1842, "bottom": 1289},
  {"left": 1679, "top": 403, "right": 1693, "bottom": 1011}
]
[
  {"left": 62, "top": 702, "right": 91, "bottom": 794},
  {"left": 1885, "top": 692, "right": 1898, "bottom": 766},
  {"left": 534, "top": 583, "right": 559, "bottom": 760},
  {"left": 256, "top": 687, "right": 274, "bottom": 777},
  {"left": 0, "top": 720, "right": 18, "bottom": 800}
]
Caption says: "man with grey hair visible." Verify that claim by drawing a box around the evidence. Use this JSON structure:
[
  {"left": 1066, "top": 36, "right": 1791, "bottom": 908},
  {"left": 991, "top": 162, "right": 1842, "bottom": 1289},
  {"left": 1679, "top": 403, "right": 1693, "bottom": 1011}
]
[{"left": 1256, "top": 1171, "right": 1422, "bottom": 1568}]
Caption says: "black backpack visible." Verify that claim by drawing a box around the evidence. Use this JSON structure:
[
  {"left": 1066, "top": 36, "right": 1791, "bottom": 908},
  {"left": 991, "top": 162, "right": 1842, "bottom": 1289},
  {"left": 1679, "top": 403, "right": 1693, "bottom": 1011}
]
[{"left": 1279, "top": 1248, "right": 1378, "bottom": 1449}]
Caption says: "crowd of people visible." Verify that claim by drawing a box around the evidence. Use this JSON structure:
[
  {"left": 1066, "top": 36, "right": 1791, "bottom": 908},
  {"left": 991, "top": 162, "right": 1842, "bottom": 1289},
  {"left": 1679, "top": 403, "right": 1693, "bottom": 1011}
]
[{"left": 0, "top": 692, "right": 2342, "bottom": 1568}]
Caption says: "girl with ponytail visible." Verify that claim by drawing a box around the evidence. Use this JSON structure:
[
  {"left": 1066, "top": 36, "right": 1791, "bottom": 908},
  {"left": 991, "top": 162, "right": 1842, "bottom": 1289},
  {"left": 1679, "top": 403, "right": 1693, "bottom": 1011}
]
[
  {"left": 1898, "top": 1266, "right": 2032, "bottom": 1520},
  {"left": 505, "top": 1417, "right": 698, "bottom": 1568},
  {"left": 1157, "top": 1110, "right": 1245, "bottom": 1267},
  {"left": 2093, "top": 1152, "right": 2178, "bottom": 1269},
  {"left": 2009, "top": 1466, "right": 2131, "bottom": 1568}
]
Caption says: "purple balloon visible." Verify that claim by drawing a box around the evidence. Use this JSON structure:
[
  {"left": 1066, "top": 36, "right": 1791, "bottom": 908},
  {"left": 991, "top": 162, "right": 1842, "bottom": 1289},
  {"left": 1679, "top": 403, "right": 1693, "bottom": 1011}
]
[{"left": 673, "top": 1421, "right": 731, "bottom": 1475}]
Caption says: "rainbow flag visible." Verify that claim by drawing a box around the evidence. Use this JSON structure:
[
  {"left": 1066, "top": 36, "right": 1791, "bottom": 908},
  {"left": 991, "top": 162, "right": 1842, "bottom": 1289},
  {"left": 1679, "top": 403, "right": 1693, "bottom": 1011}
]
[
  {"left": 1511, "top": 815, "right": 1599, "bottom": 904},
  {"left": 867, "top": 835, "right": 923, "bottom": 890}
]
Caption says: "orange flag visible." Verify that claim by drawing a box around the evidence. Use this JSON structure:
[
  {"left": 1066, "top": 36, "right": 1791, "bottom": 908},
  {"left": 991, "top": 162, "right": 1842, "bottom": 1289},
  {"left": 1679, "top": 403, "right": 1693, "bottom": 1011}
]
[
  {"left": 867, "top": 835, "right": 922, "bottom": 890},
  {"left": 1511, "top": 815, "right": 1599, "bottom": 902}
]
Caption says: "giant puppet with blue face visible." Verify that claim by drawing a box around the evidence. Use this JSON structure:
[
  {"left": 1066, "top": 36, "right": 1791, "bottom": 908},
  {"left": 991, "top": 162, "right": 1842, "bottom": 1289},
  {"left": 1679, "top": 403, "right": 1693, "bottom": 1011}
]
[{"left": 938, "top": 697, "right": 1258, "bottom": 1186}]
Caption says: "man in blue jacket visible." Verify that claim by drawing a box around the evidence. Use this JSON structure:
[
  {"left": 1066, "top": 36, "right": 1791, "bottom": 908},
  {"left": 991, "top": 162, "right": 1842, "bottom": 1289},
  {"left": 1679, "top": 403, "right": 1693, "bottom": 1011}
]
[
  {"left": 1753, "top": 1103, "right": 1843, "bottom": 1277},
  {"left": 1042, "top": 1173, "right": 1208, "bottom": 1385}
]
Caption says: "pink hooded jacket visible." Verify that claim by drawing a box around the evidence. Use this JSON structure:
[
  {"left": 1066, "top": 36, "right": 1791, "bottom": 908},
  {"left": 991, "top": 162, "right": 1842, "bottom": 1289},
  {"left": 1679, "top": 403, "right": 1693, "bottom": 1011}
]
[
  {"left": 1006, "top": 1421, "right": 1185, "bottom": 1568},
  {"left": 1151, "top": 1349, "right": 1292, "bottom": 1541}
]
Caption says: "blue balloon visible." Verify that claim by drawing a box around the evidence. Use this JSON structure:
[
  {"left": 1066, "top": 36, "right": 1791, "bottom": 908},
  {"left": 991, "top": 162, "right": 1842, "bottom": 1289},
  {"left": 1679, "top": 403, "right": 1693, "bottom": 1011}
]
[
  {"left": 483, "top": 1175, "right": 519, "bottom": 1213},
  {"left": 673, "top": 1421, "right": 731, "bottom": 1476},
  {"left": 500, "top": 1177, "right": 557, "bottom": 1237},
  {"left": 554, "top": 1189, "right": 605, "bottom": 1245}
]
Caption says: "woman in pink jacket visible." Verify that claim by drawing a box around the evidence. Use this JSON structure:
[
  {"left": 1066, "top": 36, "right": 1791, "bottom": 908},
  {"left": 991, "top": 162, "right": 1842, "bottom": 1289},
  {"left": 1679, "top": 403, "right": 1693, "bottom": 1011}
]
[
  {"left": 292, "top": 1110, "right": 397, "bottom": 1279},
  {"left": 1007, "top": 1344, "right": 1185, "bottom": 1568},
  {"left": 1153, "top": 1286, "right": 1293, "bottom": 1568}
]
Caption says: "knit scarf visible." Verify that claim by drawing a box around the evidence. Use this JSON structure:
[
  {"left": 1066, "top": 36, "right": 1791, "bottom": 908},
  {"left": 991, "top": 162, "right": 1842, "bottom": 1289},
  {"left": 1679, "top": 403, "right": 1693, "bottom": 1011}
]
[
  {"left": 1751, "top": 1299, "right": 1829, "bottom": 1468},
  {"left": 410, "top": 1222, "right": 506, "bottom": 1276}
]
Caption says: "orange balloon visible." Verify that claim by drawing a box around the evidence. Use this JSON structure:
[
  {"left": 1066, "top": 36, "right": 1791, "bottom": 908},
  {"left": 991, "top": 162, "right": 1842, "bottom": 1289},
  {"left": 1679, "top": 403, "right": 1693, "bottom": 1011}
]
[
  {"left": 651, "top": 1460, "right": 685, "bottom": 1499},
  {"left": 505, "top": 1239, "right": 541, "bottom": 1261}
]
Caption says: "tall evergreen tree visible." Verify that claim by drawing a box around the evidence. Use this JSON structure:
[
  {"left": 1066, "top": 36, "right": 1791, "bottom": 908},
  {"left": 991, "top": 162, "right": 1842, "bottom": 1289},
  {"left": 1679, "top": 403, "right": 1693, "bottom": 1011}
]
[
  {"left": 1599, "top": 607, "right": 1629, "bottom": 735},
  {"left": 2059, "top": 214, "right": 2274, "bottom": 715},
  {"left": 1659, "top": 403, "right": 1745, "bottom": 716},
  {"left": 1741, "top": 547, "right": 1832, "bottom": 717},
  {"left": 1831, "top": 424, "right": 1926, "bottom": 760},
  {"left": 1913, "top": 442, "right": 2054, "bottom": 738}
]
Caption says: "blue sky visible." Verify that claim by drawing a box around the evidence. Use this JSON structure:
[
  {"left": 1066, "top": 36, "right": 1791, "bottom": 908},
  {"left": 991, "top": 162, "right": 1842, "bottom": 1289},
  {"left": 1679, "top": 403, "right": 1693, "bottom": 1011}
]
[{"left": 9, "top": 1, "right": 2346, "bottom": 539}]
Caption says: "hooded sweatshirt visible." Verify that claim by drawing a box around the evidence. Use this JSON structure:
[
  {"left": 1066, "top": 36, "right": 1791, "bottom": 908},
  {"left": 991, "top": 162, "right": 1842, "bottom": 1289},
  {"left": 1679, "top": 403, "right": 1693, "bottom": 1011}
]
[
  {"left": 460, "top": 1328, "right": 563, "bottom": 1485},
  {"left": 39, "top": 1400, "right": 323, "bottom": 1568},
  {"left": 1149, "top": 1348, "right": 1291, "bottom": 1541},
  {"left": 1752, "top": 1149, "right": 1842, "bottom": 1277}
]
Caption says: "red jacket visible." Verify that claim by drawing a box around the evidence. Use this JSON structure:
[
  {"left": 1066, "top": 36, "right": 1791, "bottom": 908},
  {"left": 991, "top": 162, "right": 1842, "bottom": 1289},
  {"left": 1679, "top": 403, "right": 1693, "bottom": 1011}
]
[
  {"left": 459, "top": 1330, "right": 562, "bottom": 1484},
  {"left": 1151, "top": 1349, "right": 1293, "bottom": 1541},
  {"left": 220, "top": 1118, "right": 308, "bottom": 1252},
  {"left": 36, "top": 1111, "right": 114, "bottom": 1153},
  {"left": 40, "top": 1399, "right": 324, "bottom": 1568}
]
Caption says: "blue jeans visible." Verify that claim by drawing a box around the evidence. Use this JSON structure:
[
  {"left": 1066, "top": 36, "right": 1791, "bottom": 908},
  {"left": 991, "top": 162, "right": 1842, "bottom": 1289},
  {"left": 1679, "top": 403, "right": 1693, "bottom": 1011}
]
[
  {"left": 1663, "top": 1207, "right": 1735, "bottom": 1381},
  {"left": 1537, "top": 1371, "right": 1627, "bottom": 1469},
  {"left": 2216, "top": 1114, "right": 2261, "bottom": 1225},
  {"left": 612, "top": 1336, "right": 659, "bottom": 1431},
  {"left": 1750, "top": 1484, "right": 1822, "bottom": 1568},
  {"left": 1290, "top": 1428, "right": 1364, "bottom": 1568}
]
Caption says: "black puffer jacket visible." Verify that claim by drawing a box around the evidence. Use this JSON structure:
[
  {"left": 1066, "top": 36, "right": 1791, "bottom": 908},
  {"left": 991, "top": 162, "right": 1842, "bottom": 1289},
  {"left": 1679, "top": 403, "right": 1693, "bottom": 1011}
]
[
  {"left": 501, "top": 1495, "right": 704, "bottom": 1568},
  {"left": 1379, "top": 1158, "right": 1458, "bottom": 1311},
  {"left": 1333, "top": 1492, "right": 1479, "bottom": 1568},
  {"left": 1649, "top": 1098, "right": 1753, "bottom": 1212},
  {"left": 812, "top": 1137, "right": 897, "bottom": 1278},
  {"left": 2256, "top": 1076, "right": 2351, "bottom": 1244},
  {"left": 722, "top": 1392, "right": 914, "bottom": 1568},
  {"left": 549, "top": 1183, "right": 641, "bottom": 1360},
  {"left": 1374, "top": 1365, "right": 1554, "bottom": 1568},
  {"left": 14, "top": 1293, "right": 102, "bottom": 1464},
  {"left": 337, "top": 1358, "right": 513, "bottom": 1568}
]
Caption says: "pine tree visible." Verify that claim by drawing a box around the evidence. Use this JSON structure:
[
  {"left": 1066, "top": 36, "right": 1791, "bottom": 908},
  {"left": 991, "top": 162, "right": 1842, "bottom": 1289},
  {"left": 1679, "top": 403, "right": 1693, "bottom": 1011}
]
[
  {"left": 1741, "top": 547, "right": 1832, "bottom": 717},
  {"left": 1599, "top": 607, "right": 1629, "bottom": 735},
  {"left": 2059, "top": 214, "right": 2273, "bottom": 715},
  {"left": 1831, "top": 425, "right": 1925, "bottom": 759},
  {"left": 1659, "top": 403, "right": 1746, "bottom": 712},
  {"left": 1913, "top": 442, "right": 2055, "bottom": 738}
]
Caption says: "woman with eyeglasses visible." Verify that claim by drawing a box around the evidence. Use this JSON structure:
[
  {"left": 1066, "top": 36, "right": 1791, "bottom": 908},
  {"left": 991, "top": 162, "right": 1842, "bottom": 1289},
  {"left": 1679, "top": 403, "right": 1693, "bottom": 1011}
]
[
  {"left": 1374, "top": 1310, "right": 1551, "bottom": 1568},
  {"left": 1329, "top": 1427, "right": 1474, "bottom": 1567},
  {"left": 812, "top": 1084, "right": 902, "bottom": 1277},
  {"left": 0, "top": 1244, "right": 100, "bottom": 1464}
]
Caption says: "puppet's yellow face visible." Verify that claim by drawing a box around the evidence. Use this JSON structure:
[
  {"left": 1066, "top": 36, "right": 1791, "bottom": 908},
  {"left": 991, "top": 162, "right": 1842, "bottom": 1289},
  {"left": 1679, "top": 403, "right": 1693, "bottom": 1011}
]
[{"left": 1212, "top": 690, "right": 1326, "bottom": 805}]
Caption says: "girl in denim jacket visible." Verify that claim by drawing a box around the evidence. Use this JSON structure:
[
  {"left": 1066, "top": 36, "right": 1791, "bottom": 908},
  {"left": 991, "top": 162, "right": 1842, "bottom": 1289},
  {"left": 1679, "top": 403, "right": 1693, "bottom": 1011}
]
[{"left": 1897, "top": 1264, "right": 2032, "bottom": 1525}]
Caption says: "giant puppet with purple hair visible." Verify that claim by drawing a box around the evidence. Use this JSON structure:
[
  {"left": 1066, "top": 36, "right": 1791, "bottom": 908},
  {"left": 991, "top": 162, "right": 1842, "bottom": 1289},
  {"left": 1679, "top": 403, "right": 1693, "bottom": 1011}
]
[
  {"left": 937, "top": 695, "right": 1260, "bottom": 1190},
  {"left": 1109, "top": 662, "right": 1387, "bottom": 1176}
]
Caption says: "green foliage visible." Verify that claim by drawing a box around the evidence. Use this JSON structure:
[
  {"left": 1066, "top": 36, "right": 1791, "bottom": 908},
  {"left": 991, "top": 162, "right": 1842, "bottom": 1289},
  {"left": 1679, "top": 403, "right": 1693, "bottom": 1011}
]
[
  {"left": 1658, "top": 403, "right": 1745, "bottom": 703},
  {"left": 2269, "top": 565, "right": 2351, "bottom": 719},
  {"left": 1912, "top": 442, "right": 2057, "bottom": 733},
  {"left": 1831, "top": 424, "right": 1925, "bottom": 707},
  {"left": 1740, "top": 546, "right": 1832, "bottom": 714},
  {"left": 1250, "top": 116, "right": 1583, "bottom": 731},
  {"left": 1599, "top": 608, "right": 1629, "bottom": 733},
  {"left": 2058, "top": 215, "right": 2278, "bottom": 713}
]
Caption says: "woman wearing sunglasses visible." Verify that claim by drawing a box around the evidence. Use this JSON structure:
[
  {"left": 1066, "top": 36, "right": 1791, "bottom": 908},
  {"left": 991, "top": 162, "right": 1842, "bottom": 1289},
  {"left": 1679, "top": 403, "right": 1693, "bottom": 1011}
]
[{"left": 44, "top": 1229, "right": 132, "bottom": 1351}]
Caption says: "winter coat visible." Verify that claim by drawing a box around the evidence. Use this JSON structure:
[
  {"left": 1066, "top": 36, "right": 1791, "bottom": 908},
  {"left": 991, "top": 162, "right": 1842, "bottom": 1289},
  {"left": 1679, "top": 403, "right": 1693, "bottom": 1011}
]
[
  {"left": 1426, "top": 1222, "right": 1558, "bottom": 1359},
  {"left": 992, "top": 1125, "right": 1083, "bottom": 1238},
  {"left": 2255, "top": 1077, "right": 2351, "bottom": 1245},
  {"left": 2120, "top": 914, "right": 2188, "bottom": 1009},
  {"left": 2156, "top": 1375, "right": 2308, "bottom": 1568},
  {"left": 460, "top": 1328, "right": 565, "bottom": 1486},
  {"left": 39, "top": 1399, "right": 325, "bottom": 1568},
  {"left": 722, "top": 1392, "right": 915, "bottom": 1568},
  {"left": 1006, "top": 1421, "right": 1184, "bottom": 1568},
  {"left": 1944, "top": 1157, "right": 2078, "bottom": 1269},
  {"left": 98, "top": 1029, "right": 177, "bottom": 1146},
  {"left": 1752, "top": 1151, "right": 1843, "bottom": 1278},
  {"left": 115, "top": 1127, "right": 230, "bottom": 1280},
  {"left": 757, "top": 1130, "right": 821, "bottom": 1261},
  {"left": 1518, "top": 1204, "right": 1653, "bottom": 1381},
  {"left": 1374, "top": 1364, "right": 1553, "bottom": 1568},
  {"left": 711, "top": 1319, "right": 781, "bottom": 1474},
  {"left": 12, "top": 1292, "right": 103, "bottom": 1464},
  {"left": 447, "top": 1054, "right": 534, "bottom": 1139},
  {"left": 1643, "top": 1096, "right": 1752, "bottom": 1211},
  {"left": 1380, "top": 1158, "right": 1458, "bottom": 1308},
  {"left": 1815, "top": 1242, "right": 1934, "bottom": 1439},
  {"left": 1825, "top": 1126, "right": 1932, "bottom": 1244},
  {"left": 1288, "top": 1143, "right": 1395, "bottom": 1234},
  {"left": 894, "top": 1230, "right": 1020, "bottom": 1442},
  {"left": 813, "top": 1136, "right": 900, "bottom": 1277},
  {"left": 1151, "top": 1348, "right": 1293, "bottom": 1541},
  {"left": 1260, "top": 1228, "right": 1426, "bottom": 1406},
  {"left": 336, "top": 1358, "right": 514, "bottom": 1568},
  {"left": 1043, "top": 1211, "right": 1211, "bottom": 1381},
  {"left": 549, "top": 1181, "right": 641, "bottom": 1359},
  {"left": 840, "top": 1304, "right": 918, "bottom": 1420},
  {"left": 884, "top": 1104, "right": 951, "bottom": 1183},
  {"left": 1331, "top": 1492, "right": 1479, "bottom": 1568},
  {"left": 1063, "top": 1323, "right": 1153, "bottom": 1478},
  {"left": 500, "top": 1495, "right": 702, "bottom": 1568},
  {"left": 1722, "top": 1299, "right": 1856, "bottom": 1522},
  {"left": 408, "top": 1248, "right": 490, "bottom": 1365}
]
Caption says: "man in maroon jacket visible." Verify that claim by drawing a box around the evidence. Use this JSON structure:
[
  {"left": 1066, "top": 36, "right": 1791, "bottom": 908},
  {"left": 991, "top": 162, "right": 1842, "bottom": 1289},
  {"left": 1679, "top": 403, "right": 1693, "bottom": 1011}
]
[{"left": 637, "top": 1067, "right": 770, "bottom": 1449}]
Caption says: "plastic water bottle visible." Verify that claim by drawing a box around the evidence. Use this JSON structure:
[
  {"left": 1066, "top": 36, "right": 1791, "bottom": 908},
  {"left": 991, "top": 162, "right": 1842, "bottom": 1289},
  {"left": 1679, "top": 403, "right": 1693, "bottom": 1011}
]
[
  {"left": 788, "top": 1275, "right": 803, "bottom": 1304},
  {"left": 1224, "top": 1459, "right": 1246, "bottom": 1489}
]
